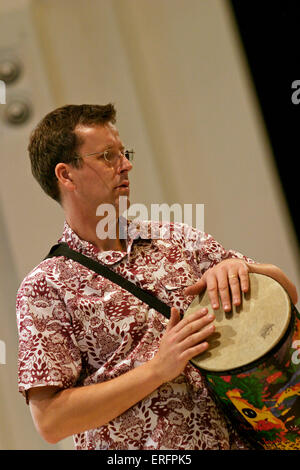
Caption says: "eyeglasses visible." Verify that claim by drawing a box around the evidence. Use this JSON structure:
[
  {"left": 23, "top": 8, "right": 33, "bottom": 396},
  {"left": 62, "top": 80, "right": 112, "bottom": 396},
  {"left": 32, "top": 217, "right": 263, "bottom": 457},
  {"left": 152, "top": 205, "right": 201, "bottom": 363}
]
[{"left": 71, "top": 148, "right": 134, "bottom": 167}]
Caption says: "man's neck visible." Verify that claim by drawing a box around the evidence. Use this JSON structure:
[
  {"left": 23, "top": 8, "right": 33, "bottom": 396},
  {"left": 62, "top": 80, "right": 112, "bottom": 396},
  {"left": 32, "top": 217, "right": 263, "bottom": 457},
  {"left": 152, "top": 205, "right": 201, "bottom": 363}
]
[{"left": 66, "top": 214, "right": 126, "bottom": 253}]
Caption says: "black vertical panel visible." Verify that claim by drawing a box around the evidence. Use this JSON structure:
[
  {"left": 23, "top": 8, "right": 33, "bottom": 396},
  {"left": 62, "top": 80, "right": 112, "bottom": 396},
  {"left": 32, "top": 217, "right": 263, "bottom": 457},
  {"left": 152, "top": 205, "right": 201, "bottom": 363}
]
[{"left": 229, "top": 0, "right": 300, "bottom": 253}]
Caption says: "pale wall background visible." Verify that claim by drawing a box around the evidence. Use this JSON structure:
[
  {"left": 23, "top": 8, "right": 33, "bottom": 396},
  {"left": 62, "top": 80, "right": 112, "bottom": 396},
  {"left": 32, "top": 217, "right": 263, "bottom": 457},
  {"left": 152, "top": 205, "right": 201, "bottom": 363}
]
[{"left": 0, "top": 0, "right": 299, "bottom": 450}]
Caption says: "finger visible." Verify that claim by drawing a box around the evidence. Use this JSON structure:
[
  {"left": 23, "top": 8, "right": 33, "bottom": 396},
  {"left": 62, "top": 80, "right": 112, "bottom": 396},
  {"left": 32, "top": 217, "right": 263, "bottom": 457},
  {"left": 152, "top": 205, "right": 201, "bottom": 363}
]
[
  {"left": 173, "top": 307, "right": 209, "bottom": 333},
  {"left": 184, "top": 278, "right": 206, "bottom": 296},
  {"left": 166, "top": 307, "right": 181, "bottom": 331},
  {"left": 181, "top": 321, "right": 215, "bottom": 349},
  {"left": 238, "top": 264, "right": 250, "bottom": 292},
  {"left": 175, "top": 311, "right": 215, "bottom": 342},
  {"left": 179, "top": 322, "right": 215, "bottom": 362},
  {"left": 205, "top": 275, "right": 221, "bottom": 310},
  {"left": 228, "top": 273, "right": 241, "bottom": 306},
  {"left": 180, "top": 341, "right": 210, "bottom": 363},
  {"left": 228, "top": 265, "right": 250, "bottom": 304},
  {"left": 216, "top": 273, "right": 232, "bottom": 312}
]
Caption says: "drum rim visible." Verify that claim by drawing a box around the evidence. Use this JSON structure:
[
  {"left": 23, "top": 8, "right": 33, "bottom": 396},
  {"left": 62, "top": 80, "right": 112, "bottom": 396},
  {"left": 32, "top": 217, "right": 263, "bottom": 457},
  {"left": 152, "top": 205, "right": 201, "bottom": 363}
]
[{"left": 190, "top": 306, "right": 296, "bottom": 376}]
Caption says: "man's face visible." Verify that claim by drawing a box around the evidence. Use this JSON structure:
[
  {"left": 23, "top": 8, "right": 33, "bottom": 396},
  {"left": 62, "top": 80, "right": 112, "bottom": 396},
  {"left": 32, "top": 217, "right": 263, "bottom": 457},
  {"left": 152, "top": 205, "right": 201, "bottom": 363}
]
[{"left": 70, "top": 123, "right": 133, "bottom": 213}]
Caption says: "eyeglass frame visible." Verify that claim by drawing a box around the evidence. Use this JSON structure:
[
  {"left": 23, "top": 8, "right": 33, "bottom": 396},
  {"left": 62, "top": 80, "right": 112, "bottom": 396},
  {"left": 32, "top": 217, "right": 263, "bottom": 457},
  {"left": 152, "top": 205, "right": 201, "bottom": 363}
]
[{"left": 69, "top": 148, "right": 134, "bottom": 166}]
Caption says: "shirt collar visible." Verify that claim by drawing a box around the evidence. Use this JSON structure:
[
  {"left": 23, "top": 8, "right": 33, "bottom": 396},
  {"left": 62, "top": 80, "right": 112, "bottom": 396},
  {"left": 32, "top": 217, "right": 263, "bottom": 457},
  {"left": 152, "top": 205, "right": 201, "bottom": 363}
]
[{"left": 59, "top": 218, "right": 153, "bottom": 265}]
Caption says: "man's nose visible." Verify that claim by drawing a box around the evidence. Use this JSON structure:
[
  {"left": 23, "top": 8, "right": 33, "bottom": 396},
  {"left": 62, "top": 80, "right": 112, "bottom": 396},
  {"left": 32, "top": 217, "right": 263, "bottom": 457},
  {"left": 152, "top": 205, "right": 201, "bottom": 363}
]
[{"left": 118, "top": 153, "right": 133, "bottom": 172}]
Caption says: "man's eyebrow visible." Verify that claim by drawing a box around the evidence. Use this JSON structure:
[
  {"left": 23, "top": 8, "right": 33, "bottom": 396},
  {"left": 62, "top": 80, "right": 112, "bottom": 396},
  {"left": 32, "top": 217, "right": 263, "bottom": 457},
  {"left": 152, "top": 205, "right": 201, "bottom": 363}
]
[
  {"left": 93, "top": 145, "right": 113, "bottom": 154},
  {"left": 106, "top": 144, "right": 125, "bottom": 151},
  {"left": 90, "top": 143, "right": 124, "bottom": 155}
]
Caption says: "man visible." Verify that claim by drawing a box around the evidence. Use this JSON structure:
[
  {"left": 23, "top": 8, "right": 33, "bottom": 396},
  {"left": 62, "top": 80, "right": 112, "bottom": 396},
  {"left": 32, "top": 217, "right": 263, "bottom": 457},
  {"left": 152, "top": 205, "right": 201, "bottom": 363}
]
[{"left": 16, "top": 104, "right": 297, "bottom": 450}]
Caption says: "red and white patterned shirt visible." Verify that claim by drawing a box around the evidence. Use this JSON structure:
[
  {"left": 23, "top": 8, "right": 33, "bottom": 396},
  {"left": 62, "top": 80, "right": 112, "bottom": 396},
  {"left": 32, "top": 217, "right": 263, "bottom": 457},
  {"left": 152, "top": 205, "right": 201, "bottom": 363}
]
[{"left": 16, "top": 220, "right": 253, "bottom": 450}]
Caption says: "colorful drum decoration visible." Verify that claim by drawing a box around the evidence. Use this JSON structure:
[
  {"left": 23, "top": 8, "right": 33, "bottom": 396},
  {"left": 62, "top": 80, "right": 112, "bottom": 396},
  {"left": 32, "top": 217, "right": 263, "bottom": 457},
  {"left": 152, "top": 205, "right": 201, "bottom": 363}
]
[{"left": 184, "top": 273, "right": 300, "bottom": 450}]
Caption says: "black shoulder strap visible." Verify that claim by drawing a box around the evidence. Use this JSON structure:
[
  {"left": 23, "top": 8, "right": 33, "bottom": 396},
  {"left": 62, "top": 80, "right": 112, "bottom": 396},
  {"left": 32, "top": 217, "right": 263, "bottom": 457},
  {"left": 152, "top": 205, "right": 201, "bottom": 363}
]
[{"left": 45, "top": 242, "right": 171, "bottom": 319}]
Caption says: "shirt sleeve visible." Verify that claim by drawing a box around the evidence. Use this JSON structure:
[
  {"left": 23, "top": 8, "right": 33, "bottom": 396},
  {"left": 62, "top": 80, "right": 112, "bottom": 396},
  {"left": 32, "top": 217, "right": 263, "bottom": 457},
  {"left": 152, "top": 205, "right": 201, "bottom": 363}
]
[
  {"left": 196, "top": 232, "right": 255, "bottom": 274},
  {"left": 16, "top": 269, "right": 82, "bottom": 403},
  {"left": 175, "top": 223, "right": 255, "bottom": 276}
]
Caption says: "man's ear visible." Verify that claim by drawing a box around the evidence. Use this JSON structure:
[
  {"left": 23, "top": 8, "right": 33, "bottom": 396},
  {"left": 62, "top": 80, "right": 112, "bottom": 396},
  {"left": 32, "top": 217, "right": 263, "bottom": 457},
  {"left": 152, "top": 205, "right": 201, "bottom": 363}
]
[{"left": 55, "top": 163, "right": 76, "bottom": 192}]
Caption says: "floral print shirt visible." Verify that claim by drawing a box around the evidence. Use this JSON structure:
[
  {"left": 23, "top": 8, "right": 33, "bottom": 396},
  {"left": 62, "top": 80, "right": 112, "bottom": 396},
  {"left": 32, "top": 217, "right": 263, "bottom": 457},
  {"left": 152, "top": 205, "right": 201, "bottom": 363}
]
[{"left": 16, "top": 220, "right": 253, "bottom": 450}]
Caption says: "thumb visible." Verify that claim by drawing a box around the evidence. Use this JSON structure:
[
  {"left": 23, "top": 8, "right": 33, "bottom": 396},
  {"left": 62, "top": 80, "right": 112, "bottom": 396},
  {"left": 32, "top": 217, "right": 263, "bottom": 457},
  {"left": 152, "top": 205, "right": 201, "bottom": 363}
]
[
  {"left": 184, "top": 278, "right": 206, "bottom": 296},
  {"left": 166, "top": 307, "right": 181, "bottom": 331}
]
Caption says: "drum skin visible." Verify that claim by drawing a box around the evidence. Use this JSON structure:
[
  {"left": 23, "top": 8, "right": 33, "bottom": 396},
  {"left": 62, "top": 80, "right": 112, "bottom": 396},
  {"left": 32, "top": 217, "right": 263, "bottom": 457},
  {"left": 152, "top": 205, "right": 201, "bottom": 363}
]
[{"left": 184, "top": 274, "right": 300, "bottom": 450}]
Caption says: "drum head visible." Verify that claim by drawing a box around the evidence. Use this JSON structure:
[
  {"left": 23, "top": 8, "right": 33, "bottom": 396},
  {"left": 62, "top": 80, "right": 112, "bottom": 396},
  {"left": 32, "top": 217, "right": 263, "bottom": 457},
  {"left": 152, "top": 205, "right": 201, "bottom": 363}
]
[{"left": 184, "top": 273, "right": 291, "bottom": 372}]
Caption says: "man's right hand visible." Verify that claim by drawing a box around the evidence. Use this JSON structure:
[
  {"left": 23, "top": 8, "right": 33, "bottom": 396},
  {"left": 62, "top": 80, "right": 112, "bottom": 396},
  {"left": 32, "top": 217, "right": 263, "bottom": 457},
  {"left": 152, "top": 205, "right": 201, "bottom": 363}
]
[{"left": 151, "top": 307, "right": 215, "bottom": 383}]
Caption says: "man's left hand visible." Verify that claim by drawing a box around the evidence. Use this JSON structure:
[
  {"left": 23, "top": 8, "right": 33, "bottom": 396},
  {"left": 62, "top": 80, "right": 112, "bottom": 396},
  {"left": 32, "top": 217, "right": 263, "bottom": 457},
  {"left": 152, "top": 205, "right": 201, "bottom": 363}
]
[{"left": 184, "top": 259, "right": 250, "bottom": 312}]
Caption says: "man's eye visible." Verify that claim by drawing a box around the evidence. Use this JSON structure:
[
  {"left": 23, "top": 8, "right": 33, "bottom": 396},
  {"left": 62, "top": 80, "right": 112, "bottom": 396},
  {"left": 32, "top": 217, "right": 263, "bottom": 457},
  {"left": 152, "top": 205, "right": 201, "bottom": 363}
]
[
  {"left": 99, "top": 150, "right": 111, "bottom": 160},
  {"left": 105, "top": 151, "right": 116, "bottom": 161}
]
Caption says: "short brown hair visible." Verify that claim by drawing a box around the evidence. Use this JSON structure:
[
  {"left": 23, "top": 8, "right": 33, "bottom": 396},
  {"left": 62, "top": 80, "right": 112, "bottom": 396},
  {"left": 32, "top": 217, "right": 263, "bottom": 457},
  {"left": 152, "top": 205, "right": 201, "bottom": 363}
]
[{"left": 28, "top": 103, "right": 116, "bottom": 202}]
